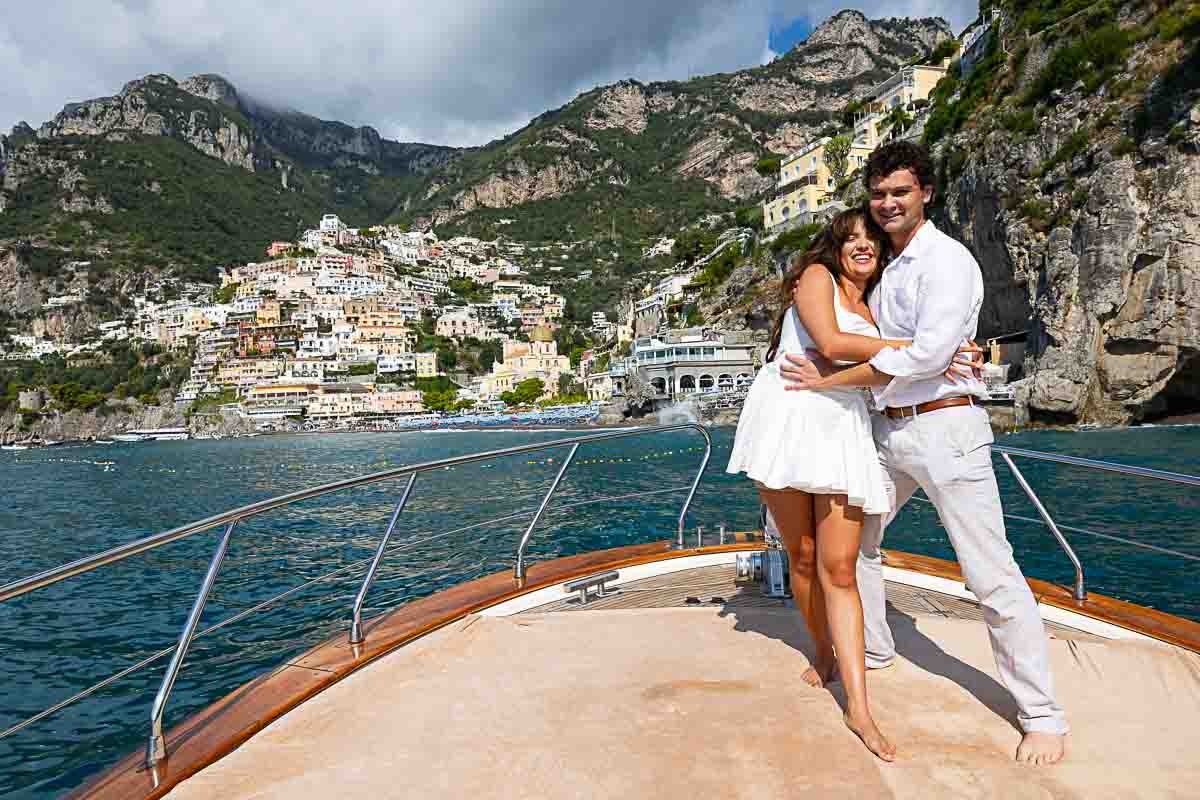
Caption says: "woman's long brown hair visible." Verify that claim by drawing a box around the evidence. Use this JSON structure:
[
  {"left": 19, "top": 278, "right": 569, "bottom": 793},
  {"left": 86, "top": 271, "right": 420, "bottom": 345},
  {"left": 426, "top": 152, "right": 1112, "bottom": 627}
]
[{"left": 765, "top": 208, "right": 890, "bottom": 363}]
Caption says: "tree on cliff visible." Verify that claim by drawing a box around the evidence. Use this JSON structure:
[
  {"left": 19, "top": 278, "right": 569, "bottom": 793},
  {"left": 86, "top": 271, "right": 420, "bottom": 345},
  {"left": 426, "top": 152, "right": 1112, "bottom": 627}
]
[{"left": 824, "top": 135, "right": 852, "bottom": 187}]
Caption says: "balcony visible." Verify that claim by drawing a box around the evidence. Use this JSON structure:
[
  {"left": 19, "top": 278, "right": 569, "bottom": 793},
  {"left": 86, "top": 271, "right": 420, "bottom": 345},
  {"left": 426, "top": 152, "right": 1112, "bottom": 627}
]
[{"left": 771, "top": 173, "right": 819, "bottom": 201}]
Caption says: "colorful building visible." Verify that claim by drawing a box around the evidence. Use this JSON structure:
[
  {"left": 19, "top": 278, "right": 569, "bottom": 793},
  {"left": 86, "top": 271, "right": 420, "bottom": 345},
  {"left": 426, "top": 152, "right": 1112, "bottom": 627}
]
[
  {"left": 763, "top": 137, "right": 873, "bottom": 232},
  {"left": 852, "top": 64, "right": 948, "bottom": 150}
]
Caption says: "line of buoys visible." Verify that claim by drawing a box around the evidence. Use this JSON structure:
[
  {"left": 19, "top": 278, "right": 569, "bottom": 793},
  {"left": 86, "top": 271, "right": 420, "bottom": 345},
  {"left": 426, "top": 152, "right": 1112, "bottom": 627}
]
[{"left": 523, "top": 445, "right": 725, "bottom": 466}]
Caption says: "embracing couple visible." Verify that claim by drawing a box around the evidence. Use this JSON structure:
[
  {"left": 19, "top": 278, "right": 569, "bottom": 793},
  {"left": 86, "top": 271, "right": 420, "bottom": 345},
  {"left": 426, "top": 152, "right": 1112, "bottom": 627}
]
[{"left": 727, "top": 141, "right": 1068, "bottom": 765}]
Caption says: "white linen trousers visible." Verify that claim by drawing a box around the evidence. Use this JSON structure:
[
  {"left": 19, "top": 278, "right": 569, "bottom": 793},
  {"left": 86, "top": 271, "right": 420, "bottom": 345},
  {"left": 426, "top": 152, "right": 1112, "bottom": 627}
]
[{"left": 858, "top": 404, "right": 1069, "bottom": 735}]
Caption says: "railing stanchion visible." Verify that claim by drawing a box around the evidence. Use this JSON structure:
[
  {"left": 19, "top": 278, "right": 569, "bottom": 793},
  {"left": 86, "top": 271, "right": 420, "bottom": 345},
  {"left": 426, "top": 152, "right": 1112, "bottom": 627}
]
[
  {"left": 350, "top": 473, "right": 418, "bottom": 644},
  {"left": 147, "top": 520, "right": 238, "bottom": 766},
  {"left": 514, "top": 443, "right": 580, "bottom": 585},
  {"left": 1001, "top": 453, "right": 1086, "bottom": 601},
  {"left": 677, "top": 426, "right": 712, "bottom": 548}
]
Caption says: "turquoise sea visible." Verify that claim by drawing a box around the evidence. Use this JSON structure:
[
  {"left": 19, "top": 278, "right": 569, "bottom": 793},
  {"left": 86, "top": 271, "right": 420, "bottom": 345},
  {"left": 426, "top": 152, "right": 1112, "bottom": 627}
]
[{"left": 0, "top": 425, "right": 1197, "bottom": 798}]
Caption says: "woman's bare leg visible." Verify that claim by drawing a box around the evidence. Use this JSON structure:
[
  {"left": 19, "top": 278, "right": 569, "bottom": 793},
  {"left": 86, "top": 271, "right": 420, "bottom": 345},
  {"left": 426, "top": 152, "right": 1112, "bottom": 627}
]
[
  {"left": 813, "top": 494, "right": 896, "bottom": 762},
  {"left": 758, "top": 489, "right": 836, "bottom": 686}
]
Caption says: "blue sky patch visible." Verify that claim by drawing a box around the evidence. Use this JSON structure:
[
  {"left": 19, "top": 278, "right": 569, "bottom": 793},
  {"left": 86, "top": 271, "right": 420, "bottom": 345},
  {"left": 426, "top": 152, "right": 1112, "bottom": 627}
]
[{"left": 768, "top": 17, "right": 812, "bottom": 55}]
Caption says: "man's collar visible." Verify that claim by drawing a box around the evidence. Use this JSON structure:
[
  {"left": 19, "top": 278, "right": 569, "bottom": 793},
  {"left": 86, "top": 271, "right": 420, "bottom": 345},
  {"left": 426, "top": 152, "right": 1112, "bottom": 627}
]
[{"left": 893, "top": 219, "right": 937, "bottom": 262}]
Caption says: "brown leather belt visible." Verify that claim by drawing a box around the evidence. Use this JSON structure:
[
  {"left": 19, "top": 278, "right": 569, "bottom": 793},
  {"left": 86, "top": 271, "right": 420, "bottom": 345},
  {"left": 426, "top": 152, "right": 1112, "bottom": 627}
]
[{"left": 882, "top": 396, "right": 976, "bottom": 419}]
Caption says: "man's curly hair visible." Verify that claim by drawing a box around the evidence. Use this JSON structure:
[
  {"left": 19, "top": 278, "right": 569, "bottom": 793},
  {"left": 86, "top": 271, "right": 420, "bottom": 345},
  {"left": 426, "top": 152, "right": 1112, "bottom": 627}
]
[{"left": 863, "top": 140, "right": 937, "bottom": 194}]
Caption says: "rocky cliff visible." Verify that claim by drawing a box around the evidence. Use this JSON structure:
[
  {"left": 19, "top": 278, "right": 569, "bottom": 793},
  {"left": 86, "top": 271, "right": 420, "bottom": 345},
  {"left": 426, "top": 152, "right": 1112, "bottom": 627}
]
[
  {"left": 39, "top": 74, "right": 270, "bottom": 172},
  {"left": 35, "top": 73, "right": 460, "bottom": 179},
  {"left": 934, "top": 0, "right": 1200, "bottom": 424}
]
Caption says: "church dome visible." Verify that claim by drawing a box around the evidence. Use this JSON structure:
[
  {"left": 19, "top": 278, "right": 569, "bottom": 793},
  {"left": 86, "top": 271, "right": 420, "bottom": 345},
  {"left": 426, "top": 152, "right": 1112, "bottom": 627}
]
[{"left": 531, "top": 325, "right": 555, "bottom": 343}]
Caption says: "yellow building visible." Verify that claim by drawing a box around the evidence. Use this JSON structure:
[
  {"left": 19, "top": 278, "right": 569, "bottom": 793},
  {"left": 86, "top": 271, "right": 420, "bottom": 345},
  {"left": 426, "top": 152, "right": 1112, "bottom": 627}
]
[
  {"left": 763, "top": 137, "right": 873, "bottom": 232},
  {"left": 183, "top": 309, "right": 218, "bottom": 337},
  {"left": 256, "top": 300, "right": 282, "bottom": 327},
  {"left": 366, "top": 390, "right": 425, "bottom": 415},
  {"left": 852, "top": 64, "right": 948, "bottom": 149},
  {"left": 216, "top": 359, "right": 285, "bottom": 392},
  {"left": 476, "top": 326, "right": 570, "bottom": 402},
  {"left": 414, "top": 352, "right": 438, "bottom": 378},
  {"left": 243, "top": 383, "right": 320, "bottom": 408}
]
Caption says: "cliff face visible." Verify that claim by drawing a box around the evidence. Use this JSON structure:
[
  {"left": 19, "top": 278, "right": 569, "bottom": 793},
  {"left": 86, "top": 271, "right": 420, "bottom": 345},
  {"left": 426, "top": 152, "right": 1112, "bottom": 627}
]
[
  {"left": 936, "top": 3, "right": 1200, "bottom": 424},
  {"left": 39, "top": 75, "right": 270, "bottom": 172},
  {"left": 36, "top": 73, "right": 461, "bottom": 179},
  {"left": 406, "top": 10, "right": 953, "bottom": 238},
  {"left": 0, "top": 250, "right": 44, "bottom": 314}
]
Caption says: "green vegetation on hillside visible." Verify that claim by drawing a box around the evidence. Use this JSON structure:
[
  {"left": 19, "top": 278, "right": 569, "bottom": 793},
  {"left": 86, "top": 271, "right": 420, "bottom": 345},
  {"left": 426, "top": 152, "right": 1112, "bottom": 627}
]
[
  {"left": 923, "top": 0, "right": 1200, "bottom": 157},
  {"left": 0, "top": 341, "right": 189, "bottom": 413},
  {"left": 770, "top": 224, "right": 823, "bottom": 257}
]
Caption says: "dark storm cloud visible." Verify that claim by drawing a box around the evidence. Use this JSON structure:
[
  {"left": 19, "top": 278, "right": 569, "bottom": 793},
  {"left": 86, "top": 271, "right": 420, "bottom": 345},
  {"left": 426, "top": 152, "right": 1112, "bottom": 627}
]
[{"left": 1, "top": 0, "right": 977, "bottom": 147}]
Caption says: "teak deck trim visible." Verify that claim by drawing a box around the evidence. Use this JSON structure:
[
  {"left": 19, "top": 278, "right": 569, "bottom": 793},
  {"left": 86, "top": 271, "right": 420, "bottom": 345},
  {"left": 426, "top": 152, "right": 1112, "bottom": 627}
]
[
  {"left": 68, "top": 541, "right": 1200, "bottom": 800},
  {"left": 881, "top": 550, "right": 1200, "bottom": 653}
]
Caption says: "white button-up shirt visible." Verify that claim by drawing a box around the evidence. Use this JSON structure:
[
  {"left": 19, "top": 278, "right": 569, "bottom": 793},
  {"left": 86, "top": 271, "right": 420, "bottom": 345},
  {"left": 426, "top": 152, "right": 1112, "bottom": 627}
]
[{"left": 868, "top": 221, "right": 987, "bottom": 409}]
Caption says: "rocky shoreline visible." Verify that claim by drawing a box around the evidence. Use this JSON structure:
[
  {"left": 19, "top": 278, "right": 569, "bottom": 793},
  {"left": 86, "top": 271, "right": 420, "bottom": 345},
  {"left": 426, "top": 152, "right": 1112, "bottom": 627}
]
[
  {"left": 0, "top": 399, "right": 255, "bottom": 442},
  {"left": 5, "top": 398, "right": 1185, "bottom": 447}
]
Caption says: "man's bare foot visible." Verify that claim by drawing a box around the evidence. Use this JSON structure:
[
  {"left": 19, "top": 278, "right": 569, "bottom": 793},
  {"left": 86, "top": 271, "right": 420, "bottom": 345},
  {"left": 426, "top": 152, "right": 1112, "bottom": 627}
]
[
  {"left": 801, "top": 651, "right": 839, "bottom": 688},
  {"left": 844, "top": 711, "right": 897, "bottom": 762},
  {"left": 1016, "top": 732, "right": 1066, "bottom": 765}
]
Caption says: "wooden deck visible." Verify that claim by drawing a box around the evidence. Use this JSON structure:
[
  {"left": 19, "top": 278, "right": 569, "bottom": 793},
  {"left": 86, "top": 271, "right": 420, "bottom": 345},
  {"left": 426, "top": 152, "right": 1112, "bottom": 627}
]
[{"left": 68, "top": 542, "right": 1200, "bottom": 800}]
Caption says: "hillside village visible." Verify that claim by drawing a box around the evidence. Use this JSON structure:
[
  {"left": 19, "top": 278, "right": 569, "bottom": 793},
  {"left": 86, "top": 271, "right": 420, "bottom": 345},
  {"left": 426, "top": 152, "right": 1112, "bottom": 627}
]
[{"left": 0, "top": 16, "right": 1011, "bottom": 434}]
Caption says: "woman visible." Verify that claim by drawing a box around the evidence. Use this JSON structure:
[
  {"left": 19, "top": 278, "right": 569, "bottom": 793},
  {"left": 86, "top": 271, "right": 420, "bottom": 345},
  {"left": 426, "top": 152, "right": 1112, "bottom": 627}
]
[{"left": 727, "top": 208, "right": 904, "bottom": 761}]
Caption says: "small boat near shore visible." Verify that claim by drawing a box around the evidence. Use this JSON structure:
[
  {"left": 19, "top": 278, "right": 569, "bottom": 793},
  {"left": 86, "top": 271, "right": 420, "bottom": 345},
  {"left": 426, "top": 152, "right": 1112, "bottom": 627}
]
[
  {"left": 111, "top": 427, "right": 191, "bottom": 442},
  {"left": 1, "top": 434, "right": 44, "bottom": 450}
]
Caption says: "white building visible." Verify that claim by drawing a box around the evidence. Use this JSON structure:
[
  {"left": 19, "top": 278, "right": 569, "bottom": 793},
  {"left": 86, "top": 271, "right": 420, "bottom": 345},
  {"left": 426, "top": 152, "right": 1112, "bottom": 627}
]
[{"left": 319, "top": 214, "right": 346, "bottom": 233}]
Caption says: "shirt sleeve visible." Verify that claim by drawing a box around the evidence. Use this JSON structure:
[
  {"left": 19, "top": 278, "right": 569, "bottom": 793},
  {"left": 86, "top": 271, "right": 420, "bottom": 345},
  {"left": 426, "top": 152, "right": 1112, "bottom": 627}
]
[{"left": 868, "top": 244, "right": 980, "bottom": 391}]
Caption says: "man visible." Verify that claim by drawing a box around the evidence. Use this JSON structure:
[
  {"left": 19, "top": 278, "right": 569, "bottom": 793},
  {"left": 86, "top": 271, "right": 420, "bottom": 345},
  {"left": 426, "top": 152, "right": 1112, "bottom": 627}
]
[{"left": 779, "top": 140, "right": 1068, "bottom": 765}]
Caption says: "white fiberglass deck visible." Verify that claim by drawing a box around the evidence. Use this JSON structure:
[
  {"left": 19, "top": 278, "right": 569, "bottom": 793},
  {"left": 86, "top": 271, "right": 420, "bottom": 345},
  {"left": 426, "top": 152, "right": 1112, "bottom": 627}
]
[{"left": 164, "top": 566, "right": 1200, "bottom": 800}]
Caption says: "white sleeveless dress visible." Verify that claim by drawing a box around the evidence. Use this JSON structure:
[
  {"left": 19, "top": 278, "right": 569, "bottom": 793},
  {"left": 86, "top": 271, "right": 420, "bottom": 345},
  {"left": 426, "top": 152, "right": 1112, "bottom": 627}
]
[{"left": 726, "top": 274, "right": 891, "bottom": 514}]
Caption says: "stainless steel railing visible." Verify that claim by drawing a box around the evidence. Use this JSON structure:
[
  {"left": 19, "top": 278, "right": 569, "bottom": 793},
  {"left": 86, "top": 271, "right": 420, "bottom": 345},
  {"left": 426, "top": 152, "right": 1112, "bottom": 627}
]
[
  {"left": 0, "top": 484, "right": 701, "bottom": 745},
  {"left": 0, "top": 423, "right": 713, "bottom": 766},
  {"left": 992, "top": 444, "right": 1200, "bottom": 601}
]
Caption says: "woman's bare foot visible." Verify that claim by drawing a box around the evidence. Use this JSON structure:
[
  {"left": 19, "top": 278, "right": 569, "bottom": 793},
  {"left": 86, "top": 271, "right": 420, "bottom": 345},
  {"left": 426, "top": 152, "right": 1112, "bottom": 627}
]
[
  {"left": 801, "top": 650, "right": 839, "bottom": 688},
  {"left": 1016, "top": 732, "right": 1066, "bottom": 765},
  {"left": 844, "top": 711, "right": 897, "bottom": 762}
]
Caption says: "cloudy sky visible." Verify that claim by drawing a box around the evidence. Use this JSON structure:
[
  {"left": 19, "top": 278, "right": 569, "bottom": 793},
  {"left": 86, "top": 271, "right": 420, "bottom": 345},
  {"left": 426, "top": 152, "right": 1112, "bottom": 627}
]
[{"left": 2, "top": 0, "right": 977, "bottom": 148}]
